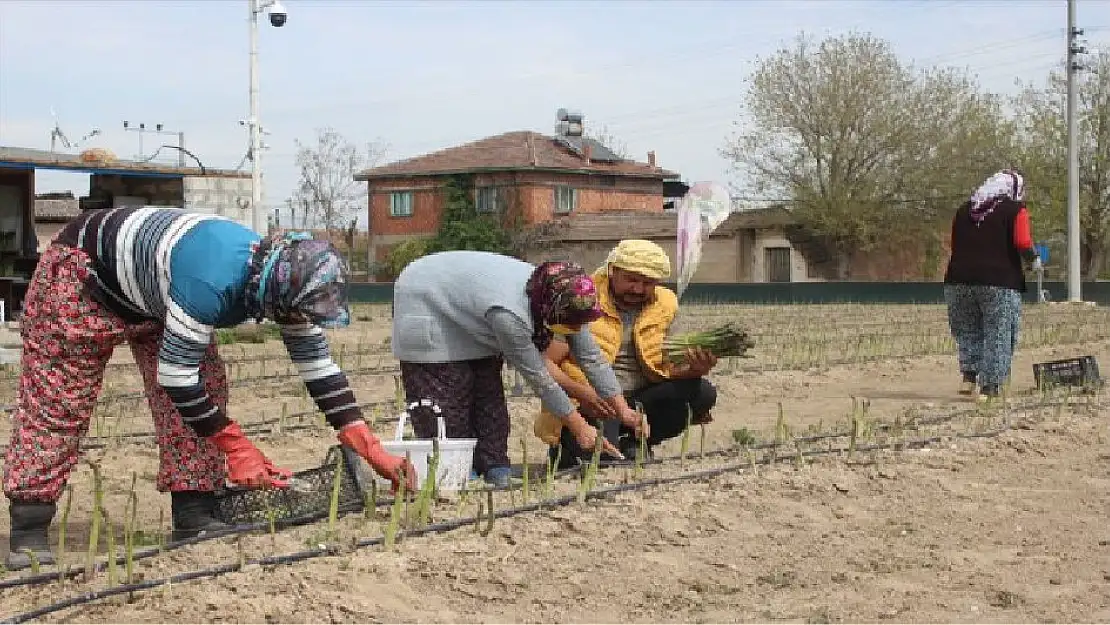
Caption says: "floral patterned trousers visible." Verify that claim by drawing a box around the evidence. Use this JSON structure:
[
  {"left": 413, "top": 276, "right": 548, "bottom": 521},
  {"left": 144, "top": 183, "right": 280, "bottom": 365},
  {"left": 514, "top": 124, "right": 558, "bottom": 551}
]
[
  {"left": 943, "top": 283, "right": 1023, "bottom": 387},
  {"left": 3, "top": 245, "right": 229, "bottom": 504},
  {"left": 398, "top": 357, "right": 511, "bottom": 476}
]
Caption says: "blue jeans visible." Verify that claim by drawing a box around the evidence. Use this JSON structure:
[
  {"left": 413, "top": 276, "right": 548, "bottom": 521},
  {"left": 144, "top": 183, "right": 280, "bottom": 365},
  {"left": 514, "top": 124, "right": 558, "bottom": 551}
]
[{"left": 944, "top": 284, "right": 1023, "bottom": 387}]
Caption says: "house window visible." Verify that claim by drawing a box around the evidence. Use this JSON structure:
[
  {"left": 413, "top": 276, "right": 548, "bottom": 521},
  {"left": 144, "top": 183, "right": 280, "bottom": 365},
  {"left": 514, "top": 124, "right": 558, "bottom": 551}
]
[
  {"left": 554, "top": 186, "right": 577, "bottom": 214},
  {"left": 476, "top": 187, "right": 499, "bottom": 213},
  {"left": 390, "top": 191, "right": 414, "bottom": 217}
]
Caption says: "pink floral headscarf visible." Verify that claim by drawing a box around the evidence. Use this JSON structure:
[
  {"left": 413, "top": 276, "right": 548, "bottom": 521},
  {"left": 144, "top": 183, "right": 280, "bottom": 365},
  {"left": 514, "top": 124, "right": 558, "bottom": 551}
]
[{"left": 524, "top": 261, "right": 603, "bottom": 351}]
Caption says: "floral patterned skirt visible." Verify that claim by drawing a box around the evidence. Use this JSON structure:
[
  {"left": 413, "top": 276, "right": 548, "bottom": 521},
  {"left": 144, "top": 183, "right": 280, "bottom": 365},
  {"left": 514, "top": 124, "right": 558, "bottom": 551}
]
[{"left": 3, "top": 245, "right": 229, "bottom": 503}]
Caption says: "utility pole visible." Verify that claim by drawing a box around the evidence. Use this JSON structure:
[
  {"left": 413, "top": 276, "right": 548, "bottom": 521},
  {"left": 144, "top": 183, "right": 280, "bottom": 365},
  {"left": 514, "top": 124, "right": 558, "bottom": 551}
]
[
  {"left": 248, "top": 0, "right": 264, "bottom": 234},
  {"left": 245, "top": 0, "right": 285, "bottom": 234},
  {"left": 1066, "top": 0, "right": 1086, "bottom": 302}
]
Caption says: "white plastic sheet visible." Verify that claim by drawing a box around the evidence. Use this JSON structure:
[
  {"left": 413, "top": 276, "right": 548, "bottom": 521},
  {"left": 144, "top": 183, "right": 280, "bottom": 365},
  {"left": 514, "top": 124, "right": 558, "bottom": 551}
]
[{"left": 675, "top": 181, "right": 732, "bottom": 299}]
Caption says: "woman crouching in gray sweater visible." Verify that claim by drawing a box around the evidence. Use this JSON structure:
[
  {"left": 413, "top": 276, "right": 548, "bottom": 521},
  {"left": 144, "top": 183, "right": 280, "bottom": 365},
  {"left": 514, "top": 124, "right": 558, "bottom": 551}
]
[{"left": 392, "top": 251, "right": 648, "bottom": 487}]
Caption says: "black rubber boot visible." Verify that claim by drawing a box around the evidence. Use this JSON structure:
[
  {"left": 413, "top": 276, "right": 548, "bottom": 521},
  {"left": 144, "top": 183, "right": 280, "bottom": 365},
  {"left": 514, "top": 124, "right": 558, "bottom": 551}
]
[
  {"left": 5, "top": 501, "right": 57, "bottom": 572},
  {"left": 170, "top": 491, "right": 232, "bottom": 542}
]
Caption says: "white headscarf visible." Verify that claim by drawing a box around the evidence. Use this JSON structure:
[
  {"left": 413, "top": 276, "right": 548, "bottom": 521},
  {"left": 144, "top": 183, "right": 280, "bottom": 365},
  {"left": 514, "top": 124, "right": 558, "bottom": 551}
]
[{"left": 969, "top": 169, "right": 1025, "bottom": 225}]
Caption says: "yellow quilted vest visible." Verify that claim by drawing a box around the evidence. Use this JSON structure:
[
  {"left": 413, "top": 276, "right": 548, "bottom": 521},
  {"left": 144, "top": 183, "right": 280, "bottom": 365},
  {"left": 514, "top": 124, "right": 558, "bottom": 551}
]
[{"left": 532, "top": 270, "right": 678, "bottom": 445}]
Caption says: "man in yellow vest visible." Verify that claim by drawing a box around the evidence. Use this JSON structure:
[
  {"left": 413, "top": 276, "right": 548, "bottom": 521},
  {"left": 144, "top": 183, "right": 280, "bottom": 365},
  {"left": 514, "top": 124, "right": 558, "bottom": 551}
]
[{"left": 534, "top": 239, "right": 718, "bottom": 466}]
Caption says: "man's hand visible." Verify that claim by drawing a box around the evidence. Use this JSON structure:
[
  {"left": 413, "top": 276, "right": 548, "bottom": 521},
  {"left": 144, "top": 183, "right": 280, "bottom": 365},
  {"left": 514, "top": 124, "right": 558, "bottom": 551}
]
[
  {"left": 618, "top": 407, "right": 650, "bottom": 440},
  {"left": 338, "top": 421, "right": 417, "bottom": 494},
  {"left": 680, "top": 347, "right": 718, "bottom": 378},
  {"left": 565, "top": 412, "right": 624, "bottom": 460},
  {"left": 208, "top": 421, "right": 292, "bottom": 489}
]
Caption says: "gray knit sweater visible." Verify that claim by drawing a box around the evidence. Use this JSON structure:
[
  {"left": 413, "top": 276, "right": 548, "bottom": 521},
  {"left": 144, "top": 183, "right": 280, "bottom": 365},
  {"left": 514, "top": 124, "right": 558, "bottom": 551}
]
[{"left": 392, "top": 251, "right": 621, "bottom": 418}]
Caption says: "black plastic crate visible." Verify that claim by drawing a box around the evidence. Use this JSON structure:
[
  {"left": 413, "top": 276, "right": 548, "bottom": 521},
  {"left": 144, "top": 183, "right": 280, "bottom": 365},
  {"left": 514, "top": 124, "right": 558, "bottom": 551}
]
[
  {"left": 212, "top": 445, "right": 369, "bottom": 526},
  {"left": 1032, "top": 355, "right": 1104, "bottom": 390}
]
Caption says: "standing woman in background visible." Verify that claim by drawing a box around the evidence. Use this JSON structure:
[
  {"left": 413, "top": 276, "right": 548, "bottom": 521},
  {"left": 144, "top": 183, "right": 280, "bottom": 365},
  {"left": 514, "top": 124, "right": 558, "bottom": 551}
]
[{"left": 942, "top": 169, "right": 1042, "bottom": 401}]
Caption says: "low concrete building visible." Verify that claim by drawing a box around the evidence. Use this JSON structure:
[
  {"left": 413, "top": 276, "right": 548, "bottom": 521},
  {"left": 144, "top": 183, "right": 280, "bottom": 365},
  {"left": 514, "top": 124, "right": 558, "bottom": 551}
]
[
  {"left": 529, "top": 206, "right": 942, "bottom": 283},
  {"left": 528, "top": 207, "right": 819, "bottom": 283},
  {"left": 0, "top": 145, "right": 252, "bottom": 313}
]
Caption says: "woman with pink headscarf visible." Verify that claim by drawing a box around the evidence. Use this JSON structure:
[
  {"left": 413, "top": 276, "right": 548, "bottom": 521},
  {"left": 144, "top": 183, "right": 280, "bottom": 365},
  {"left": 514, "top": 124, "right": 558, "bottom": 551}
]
[{"left": 391, "top": 251, "right": 645, "bottom": 487}]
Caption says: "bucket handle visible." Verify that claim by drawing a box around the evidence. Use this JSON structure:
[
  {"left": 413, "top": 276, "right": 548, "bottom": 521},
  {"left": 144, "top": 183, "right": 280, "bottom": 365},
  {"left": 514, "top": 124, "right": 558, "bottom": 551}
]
[{"left": 395, "top": 399, "right": 447, "bottom": 442}]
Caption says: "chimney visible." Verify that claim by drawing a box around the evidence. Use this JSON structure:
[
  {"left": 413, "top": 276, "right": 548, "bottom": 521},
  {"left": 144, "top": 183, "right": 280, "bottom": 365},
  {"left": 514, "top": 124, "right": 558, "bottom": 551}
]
[
  {"left": 584, "top": 143, "right": 592, "bottom": 162},
  {"left": 647, "top": 150, "right": 656, "bottom": 168}
]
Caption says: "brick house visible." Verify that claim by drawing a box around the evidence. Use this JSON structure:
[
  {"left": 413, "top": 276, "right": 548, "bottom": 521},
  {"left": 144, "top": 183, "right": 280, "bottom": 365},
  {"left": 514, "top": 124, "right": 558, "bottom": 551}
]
[{"left": 354, "top": 120, "right": 680, "bottom": 275}]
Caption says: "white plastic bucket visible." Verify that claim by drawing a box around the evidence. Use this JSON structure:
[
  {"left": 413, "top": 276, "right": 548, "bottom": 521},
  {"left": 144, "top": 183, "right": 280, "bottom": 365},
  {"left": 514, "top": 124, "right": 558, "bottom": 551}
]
[{"left": 375, "top": 399, "right": 477, "bottom": 493}]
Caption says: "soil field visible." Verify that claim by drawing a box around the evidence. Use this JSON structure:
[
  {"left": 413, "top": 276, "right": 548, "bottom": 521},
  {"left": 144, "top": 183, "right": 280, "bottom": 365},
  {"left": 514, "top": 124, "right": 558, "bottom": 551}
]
[{"left": 1, "top": 303, "right": 1108, "bottom": 623}]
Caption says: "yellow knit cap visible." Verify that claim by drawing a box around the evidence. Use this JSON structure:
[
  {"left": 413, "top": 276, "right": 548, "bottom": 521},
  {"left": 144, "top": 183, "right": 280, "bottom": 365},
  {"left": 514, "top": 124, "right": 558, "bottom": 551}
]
[{"left": 602, "top": 239, "right": 672, "bottom": 280}]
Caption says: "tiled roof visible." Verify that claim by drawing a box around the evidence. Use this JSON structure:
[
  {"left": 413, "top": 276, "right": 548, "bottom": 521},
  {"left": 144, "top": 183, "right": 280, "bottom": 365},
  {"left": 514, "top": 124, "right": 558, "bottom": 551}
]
[
  {"left": 34, "top": 198, "right": 81, "bottom": 222},
  {"left": 355, "top": 131, "right": 679, "bottom": 181}
]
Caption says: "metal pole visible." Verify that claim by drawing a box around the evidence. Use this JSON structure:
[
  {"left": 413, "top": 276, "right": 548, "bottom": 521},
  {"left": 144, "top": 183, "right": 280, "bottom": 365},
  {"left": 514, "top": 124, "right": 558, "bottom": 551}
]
[
  {"left": 178, "top": 131, "right": 186, "bottom": 168},
  {"left": 249, "top": 0, "right": 264, "bottom": 234},
  {"left": 1066, "top": 0, "right": 1082, "bottom": 302}
]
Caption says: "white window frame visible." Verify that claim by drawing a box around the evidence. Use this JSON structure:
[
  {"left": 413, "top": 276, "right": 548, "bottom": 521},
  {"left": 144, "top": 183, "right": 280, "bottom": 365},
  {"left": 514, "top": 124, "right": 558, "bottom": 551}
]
[
  {"left": 389, "top": 191, "right": 414, "bottom": 217},
  {"left": 475, "top": 187, "right": 499, "bottom": 213},
  {"left": 554, "top": 186, "right": 577, "bottom": 214}
]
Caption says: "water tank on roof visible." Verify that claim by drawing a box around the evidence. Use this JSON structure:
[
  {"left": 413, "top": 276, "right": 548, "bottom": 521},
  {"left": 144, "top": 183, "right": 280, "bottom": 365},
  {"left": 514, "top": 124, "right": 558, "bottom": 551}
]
[
  {"left": 556, "top": 108, "right": 584, "bottom": 126},
  {"left": 555, "top": 120, "right": 584, "bottom": 137}
]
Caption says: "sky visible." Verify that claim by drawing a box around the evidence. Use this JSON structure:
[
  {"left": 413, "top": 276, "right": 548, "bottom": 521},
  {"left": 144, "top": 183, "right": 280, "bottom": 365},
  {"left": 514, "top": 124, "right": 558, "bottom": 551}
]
[{"left": 0, "top": 0, "right": 1107, "bottom": 228}]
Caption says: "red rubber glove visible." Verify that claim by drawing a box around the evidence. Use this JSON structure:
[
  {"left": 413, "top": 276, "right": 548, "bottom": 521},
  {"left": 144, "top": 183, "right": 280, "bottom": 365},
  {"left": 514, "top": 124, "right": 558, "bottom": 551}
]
[
  {"left": 338, "top": 420, "right": 416, "bottom": 494},
  {"left": 207, "top": 421, "right": 291, "bottom": 489}
]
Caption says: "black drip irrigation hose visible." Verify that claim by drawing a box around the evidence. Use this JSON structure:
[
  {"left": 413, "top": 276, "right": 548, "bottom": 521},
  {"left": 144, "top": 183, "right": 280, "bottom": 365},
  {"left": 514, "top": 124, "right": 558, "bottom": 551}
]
[
  {"left": 0, "top": 424, "right": 1013, "bottom": 625},
  {"left": 0, "top": 390, "right": 1088, "bottom": 593},
  {"left": 0, "top": 456, "right": 588, "bottom": 593},
  {"left": 0, "top": 502, "right": 366, "bottom": 592}
]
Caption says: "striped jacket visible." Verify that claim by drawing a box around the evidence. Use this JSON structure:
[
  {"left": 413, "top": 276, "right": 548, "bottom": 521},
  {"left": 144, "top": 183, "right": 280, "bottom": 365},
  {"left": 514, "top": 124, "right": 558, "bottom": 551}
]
[{"left": 55, "top": 206, "right": 361, "bottom": 436}]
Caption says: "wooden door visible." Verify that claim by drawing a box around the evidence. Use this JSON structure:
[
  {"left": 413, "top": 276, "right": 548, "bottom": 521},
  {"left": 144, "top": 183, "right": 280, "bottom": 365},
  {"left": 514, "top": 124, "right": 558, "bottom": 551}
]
[{"left": 764, "top": 246, "right": 792, "bottom": 283}]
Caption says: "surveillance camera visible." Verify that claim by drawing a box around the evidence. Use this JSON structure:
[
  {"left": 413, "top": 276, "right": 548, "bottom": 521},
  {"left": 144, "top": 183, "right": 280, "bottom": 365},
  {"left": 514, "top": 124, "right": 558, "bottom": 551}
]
[{"left": 269, "top": 1, "right": 287, "bottom": 27}]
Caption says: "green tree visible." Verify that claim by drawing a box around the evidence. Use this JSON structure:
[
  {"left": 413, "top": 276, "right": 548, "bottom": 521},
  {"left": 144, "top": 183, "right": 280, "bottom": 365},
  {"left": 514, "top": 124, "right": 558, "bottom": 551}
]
[
  {"left": 1014, "top": 52, "right": 1110, "bottom": 277},
  {"left": 427, "top": 175, "right": 513, "bottom": 255},
  {"left": 721, "top": 32, "right": 1014, "bottom": 277},
  {"left": 383, "top": 237, "right": 430, "bottom": 279}
]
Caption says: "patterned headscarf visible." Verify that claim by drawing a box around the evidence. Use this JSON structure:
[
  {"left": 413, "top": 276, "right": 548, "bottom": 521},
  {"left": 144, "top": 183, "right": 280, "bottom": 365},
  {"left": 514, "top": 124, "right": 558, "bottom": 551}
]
[
  {"left": 969, "top": 169, "right": 1025, "bottom": 226},
  {"left": 244, "top": 231, "right": 352, "bottom": 329},
  {"left": 524, "top": 261, "right": 603, "bottom": 351}
]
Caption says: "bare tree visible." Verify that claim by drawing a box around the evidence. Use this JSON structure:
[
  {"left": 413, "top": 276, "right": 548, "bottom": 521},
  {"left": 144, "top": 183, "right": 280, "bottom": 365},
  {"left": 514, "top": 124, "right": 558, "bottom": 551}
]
[
  {"left": 720, "top": 32, "right": 1013, "bottom": 277},
  {"left": 586, "top": 124, "right": 630, "bottom": 159},
  {"left": 288, "top": 127, "right": 386, "bottom": 232}
]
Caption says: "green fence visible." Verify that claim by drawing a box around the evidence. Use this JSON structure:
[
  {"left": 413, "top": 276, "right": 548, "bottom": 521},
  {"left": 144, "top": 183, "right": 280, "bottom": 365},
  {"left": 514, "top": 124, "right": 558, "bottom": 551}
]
[{"left": 349, "top": 281, "right": 1110, "bottom": 306}]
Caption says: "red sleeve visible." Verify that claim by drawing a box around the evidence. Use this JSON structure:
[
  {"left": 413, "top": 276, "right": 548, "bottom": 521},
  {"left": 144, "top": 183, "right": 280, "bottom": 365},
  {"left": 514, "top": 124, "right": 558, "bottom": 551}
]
[{"left": 1013, "top": 206, "right": 1034, "bottom": 251}]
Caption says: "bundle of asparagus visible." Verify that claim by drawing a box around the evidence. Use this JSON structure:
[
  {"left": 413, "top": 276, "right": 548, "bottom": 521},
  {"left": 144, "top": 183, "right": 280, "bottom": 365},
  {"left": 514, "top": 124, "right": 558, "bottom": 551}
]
[{"left": 663, "top": 321, "right": 755, "bottom": 362}]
